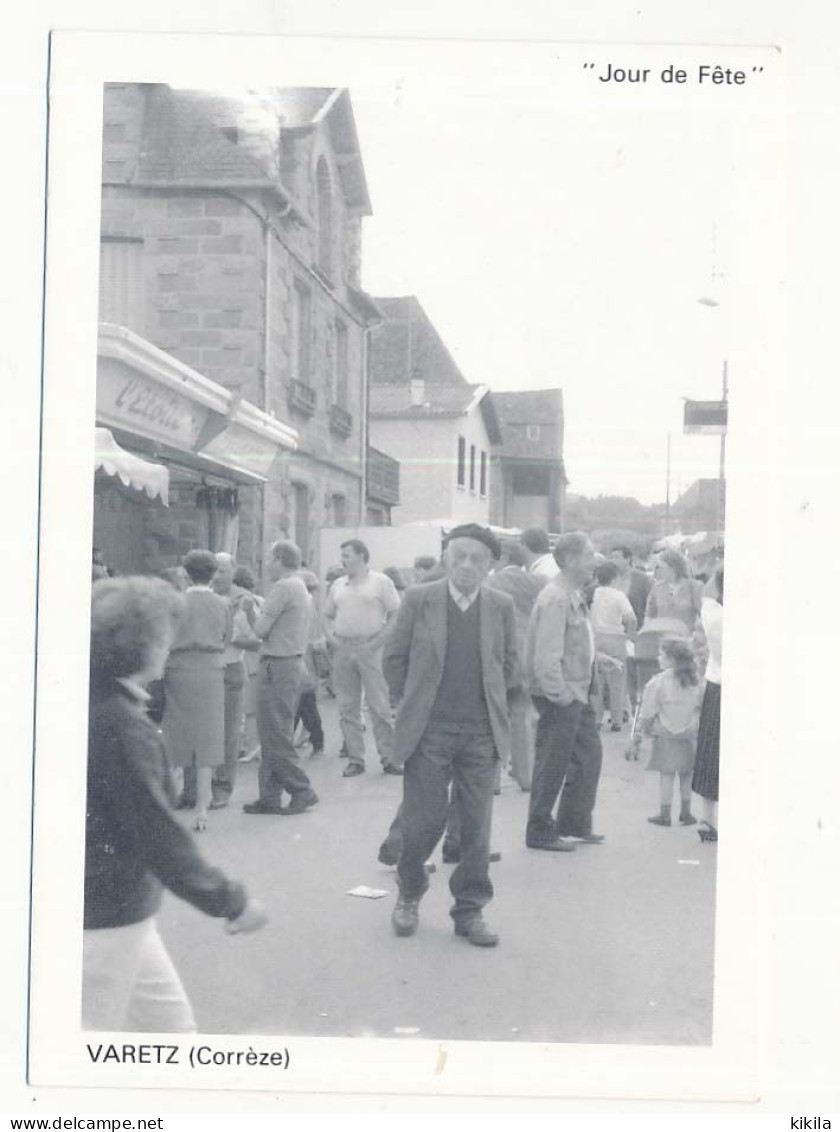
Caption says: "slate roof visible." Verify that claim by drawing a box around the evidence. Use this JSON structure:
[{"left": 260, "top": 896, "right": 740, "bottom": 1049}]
[
  {"left": 368, "top": 296, "right": 470, "bottom": 387},
  {"left": 493, "top": 389, "right": 563, "bottom": 425},
  {"left": 135, "top": 85, "right": 371, "bottom": 213}
]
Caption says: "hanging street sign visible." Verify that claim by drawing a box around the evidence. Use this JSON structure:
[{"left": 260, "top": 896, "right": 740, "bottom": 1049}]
[{"left": 684, "top": 399, "right": 728, "bottom": 435}]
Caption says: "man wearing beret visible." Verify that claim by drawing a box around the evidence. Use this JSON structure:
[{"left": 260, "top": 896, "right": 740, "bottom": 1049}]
[{"left": 382, "top": 524, "right": 520, "bottom": 947}]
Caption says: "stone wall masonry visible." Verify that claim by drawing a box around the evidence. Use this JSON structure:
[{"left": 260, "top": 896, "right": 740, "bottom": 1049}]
[{"left": 102, "top": 84, "right": 146, "bottom": 184}]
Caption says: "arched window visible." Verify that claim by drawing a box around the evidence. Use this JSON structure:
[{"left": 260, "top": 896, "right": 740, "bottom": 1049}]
[{"left": 316, "top": 156, "right": 333, "bottom": 280}]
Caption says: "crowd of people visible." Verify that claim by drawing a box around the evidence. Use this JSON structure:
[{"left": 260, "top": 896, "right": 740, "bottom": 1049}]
[{"left": 84, "top": 525, "right": 723, "bottom": 1029}]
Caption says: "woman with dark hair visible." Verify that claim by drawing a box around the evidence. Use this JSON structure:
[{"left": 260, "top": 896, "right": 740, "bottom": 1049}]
[
  {"left": 692, "top": 565, "right": 723, "bottom": 842},
  {"left": 162, "top": 549, "right": 230, "bottom": 831},
  {"left": 85, "top": 577, "right": 266, "bottom": 1032},
  {"left": 645, "top": 548, "right": 703, "bottom": 634}
]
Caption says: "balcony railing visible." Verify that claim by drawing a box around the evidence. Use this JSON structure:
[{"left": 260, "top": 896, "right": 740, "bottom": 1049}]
[
  {"left": 287, "top": 379, "right": 317, "bottom": 417},
  {"left": 329, "top": 403, "right": 353, "bottom": 437},
  {"left": 366, "top": 445, "right": 400, "bottom": 505}
]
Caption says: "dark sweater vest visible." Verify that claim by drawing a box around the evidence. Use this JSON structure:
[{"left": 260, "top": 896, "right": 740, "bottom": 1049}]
[{"left": 429, "top": 591, "right": 492, "bottom": 732}]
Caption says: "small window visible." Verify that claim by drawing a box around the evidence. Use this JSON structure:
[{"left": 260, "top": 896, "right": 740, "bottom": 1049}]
[
  {"left": 526, "top": 424, "right": 541, "bottom": 441},
  {"left": 480, "top": 451, "right": 488, "bottom": 497},
  {"left": 469, "top": 445, "right": 476, "bottom": 492},
  {"left": 457, "top": 436, "right": 466, "bottom": 487},
  {"left": 220, "top": 126, "right": 240, "bottom": 145}
]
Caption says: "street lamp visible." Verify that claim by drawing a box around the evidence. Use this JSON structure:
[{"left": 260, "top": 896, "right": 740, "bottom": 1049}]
[{"left": 696, "top": 297, "right": 727, "bottom": 531}]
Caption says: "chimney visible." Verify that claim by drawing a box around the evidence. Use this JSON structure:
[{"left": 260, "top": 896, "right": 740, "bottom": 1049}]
[{"left": 409, "top": 379, "right": 425, "bottom": 407}]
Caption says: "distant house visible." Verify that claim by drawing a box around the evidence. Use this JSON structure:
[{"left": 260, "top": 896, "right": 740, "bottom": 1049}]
[
  {"left": 671, "top": 478, "right": 723, "bottom": 534},
  {"left": 488, "top": 390, "right": 568, "bottom": 533},
  {"left": 367, "top": 297, "right": 502, "bottom": 524}
]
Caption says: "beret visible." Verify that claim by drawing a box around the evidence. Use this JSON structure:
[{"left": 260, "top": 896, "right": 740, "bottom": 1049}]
[{"left": 444, "top": 523, "right": 502, "bottom": 560}]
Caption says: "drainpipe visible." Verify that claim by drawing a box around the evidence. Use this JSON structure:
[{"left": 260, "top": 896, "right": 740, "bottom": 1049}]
[
  {"left": 262, "top": 222, "right": 271, "bottom": 412},
  {"left": 360, "top": 324, "right": 369, "bottom": 525}
]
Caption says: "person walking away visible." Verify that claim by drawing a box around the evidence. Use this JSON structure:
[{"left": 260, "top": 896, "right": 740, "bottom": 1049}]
[
  {"left": 85, "top": 577, "right": 266, "bottom": 1031},
  {"left": 384, "top": 524, "right": 519, "bottom": 947},
  {"left": 486, "top": 539, "right": 547, "bottom": 789},
  {"left": 525, "top": 532, "right": 619, "bottom": 851},
  {"left": 632, "top": 636, "right": 702, "bottom": 826},
  {"left": 324, "top": 539, "right": 401, "bottom": 777},
  {"left": 162, "top": 550, "right": 229, "bottom": 832},
  {"left": 692, "top": 566, "right": 723, "bottom": 842},
  {"left": 590, "top": 561, "right": 638, "bottom": 731},
  {"left": 294, "top": 570, "right": 326, "bottom": 757},
  {"left": 210, "top": 552, "right": 255, "bottom": 808},
  {"left": 520, "top": 527, "right": 559, "bottom": 580},
  {"left": 243, "top": 540, "right": 318, "bottom": 816}
]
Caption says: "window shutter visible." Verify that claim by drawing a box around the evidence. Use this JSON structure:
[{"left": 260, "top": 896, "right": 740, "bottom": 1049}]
[{"left": 99, "top": 239, "right": 145, "bottom": 335}]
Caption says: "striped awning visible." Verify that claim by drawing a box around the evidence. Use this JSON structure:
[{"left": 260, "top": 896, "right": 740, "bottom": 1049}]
[{"left": 94, "top": 427, "right": 169, "bottom": 505}]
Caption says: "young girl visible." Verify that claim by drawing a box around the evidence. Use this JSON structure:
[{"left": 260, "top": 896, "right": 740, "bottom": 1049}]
[{"left": 633, "top": 636, "right": 702, "bottom": 826}]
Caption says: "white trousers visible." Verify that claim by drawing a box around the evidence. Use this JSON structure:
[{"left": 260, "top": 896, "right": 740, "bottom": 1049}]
[{"left": 82, "top": 917, "right": 196, "bottom": 1033}]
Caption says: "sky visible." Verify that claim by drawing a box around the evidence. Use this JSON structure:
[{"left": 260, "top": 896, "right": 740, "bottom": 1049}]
[{"left": 351, "top": 80, "right": 758, "bottom": 505}]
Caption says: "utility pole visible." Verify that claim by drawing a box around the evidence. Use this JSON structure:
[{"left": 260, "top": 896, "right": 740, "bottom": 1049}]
[{"left": 665, "top": 432, "right": 672, "bottom": 535}]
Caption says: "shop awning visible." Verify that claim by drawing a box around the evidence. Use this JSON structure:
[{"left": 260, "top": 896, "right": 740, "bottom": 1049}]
[{"left": 95, "top": 427, "right": 170, "bottom": 505}]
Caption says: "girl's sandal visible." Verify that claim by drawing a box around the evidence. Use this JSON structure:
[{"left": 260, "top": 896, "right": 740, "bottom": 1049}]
[
  {"left": 192, "top": 815, "right": 208, "bottom": 833},
  {"left": 697, "top": 821, "right": 718, "bottom": 843}
]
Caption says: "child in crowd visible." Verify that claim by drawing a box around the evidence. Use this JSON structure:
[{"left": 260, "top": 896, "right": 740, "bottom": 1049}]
[{"left": 633, "top": 636, "right": 702, "bottom": 827}]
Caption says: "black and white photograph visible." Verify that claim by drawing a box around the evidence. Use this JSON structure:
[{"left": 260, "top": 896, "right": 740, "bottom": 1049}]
[{"left": 22, "top": 24, "right": 792, "bottom": 1105}]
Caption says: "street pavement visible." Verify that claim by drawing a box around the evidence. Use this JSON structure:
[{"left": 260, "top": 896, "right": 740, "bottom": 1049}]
[{"left": 158, "top": 697, "right": 716, "bottom": 1046}]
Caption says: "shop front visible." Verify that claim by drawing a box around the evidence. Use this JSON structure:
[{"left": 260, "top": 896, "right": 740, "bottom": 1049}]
[{"left": 94, "top": 322, "right": 297, "bottom": 576}]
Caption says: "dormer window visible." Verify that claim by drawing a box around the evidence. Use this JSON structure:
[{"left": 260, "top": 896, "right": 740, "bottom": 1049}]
[{"left": 316, "top": 156, "right": 333, "bottom": 281}]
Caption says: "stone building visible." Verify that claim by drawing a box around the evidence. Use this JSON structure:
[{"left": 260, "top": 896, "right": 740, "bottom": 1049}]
[
  {"left": 95, "top": 83, "right": 397, "bottom": 576},
  {"left": 488, "top": 389, "right": 568, "bottom": 533},
  {"left": 367, "top": 297, "right": 501, "bottom": 525}
]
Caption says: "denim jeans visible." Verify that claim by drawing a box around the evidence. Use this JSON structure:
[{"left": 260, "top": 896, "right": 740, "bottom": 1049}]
[{"left": 397, "top": 725, "right": 497, "bottom": 923}]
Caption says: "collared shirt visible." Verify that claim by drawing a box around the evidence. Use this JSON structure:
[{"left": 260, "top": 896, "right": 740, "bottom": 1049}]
[
  {"left": 254, "top": 573, "right": 310, "bottom": 658},
  {"left": 448, "top": 580, "right": 481, "bottom": 612},
  {"left": 530, "top": 553, "right": 560, "bottom": 580},
  {"left": 525, "top": 574, "right": 595, "bottom": 704},
  {"left": 325, "top": 570, "right": 400, "bottom": 639}
]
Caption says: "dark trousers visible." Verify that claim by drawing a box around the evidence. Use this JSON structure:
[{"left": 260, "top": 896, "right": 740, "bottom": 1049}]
[
  {"left": 211, "top": 660, "right": 246, "bottom": 804},
  {"left": 295, "top": 689, "right": 324, "bottom": 751},
  {"left": 397, "top": 725, "right": 497, "bottom": 924},
  {"left": 380, "top": 789, "right": 460, "bottom": 860},
  {"left": 526, "top": 696, "right": 603, "bottom": 844},
  {"left": 256, "top": 657, "right": 313, "bottom": 804}
]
